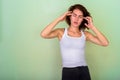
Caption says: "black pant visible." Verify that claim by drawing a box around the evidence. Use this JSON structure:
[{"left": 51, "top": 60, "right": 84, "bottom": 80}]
[{"left": 62, "top": 66, "right": 91, "bottom": 80}]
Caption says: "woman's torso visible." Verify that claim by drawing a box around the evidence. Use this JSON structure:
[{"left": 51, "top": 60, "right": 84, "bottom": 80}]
[{"left": 59, "top": 28, "right": 87, "bottom": 67}]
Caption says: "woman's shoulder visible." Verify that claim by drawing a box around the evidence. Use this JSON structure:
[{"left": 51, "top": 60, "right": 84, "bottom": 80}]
[
  {"left": 84, "top": 30, "right": 94, "bottom": 40},
  {"left": 84, "top": 31, "right": 89, "bottom": 34}
]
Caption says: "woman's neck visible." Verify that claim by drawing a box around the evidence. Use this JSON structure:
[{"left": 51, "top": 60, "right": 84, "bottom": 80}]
[{"left": 68, "top": 26, "right": 80, "bottom": 33}]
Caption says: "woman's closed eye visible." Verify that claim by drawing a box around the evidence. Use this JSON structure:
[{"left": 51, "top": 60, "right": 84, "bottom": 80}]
[
  {"left": 72, "top": 13, "right": 84, "bottom": 19},
  {"left": 72, "top": 13, "right": 77, "bottom": 17}
]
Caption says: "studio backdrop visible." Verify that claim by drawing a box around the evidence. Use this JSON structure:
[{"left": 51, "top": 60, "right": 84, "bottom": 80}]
[{"left": 0, "top": 0, "right": 120, "bottom": 80}]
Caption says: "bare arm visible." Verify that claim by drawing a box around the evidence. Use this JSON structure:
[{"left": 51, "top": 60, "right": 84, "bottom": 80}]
[
  {"left": 40, "top": 11, "right": 72, "bottom": 39},
  {"left": 84, "top": 17, "right": 109, "bottom": 46}
]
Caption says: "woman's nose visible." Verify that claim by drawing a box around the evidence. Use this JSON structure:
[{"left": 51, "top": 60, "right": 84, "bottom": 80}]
[{"left": 75, "top": 16, "right": 79, "bottom": 21}]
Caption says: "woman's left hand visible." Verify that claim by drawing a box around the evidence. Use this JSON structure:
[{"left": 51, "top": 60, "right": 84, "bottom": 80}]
[{"left": 84, "top": 16, "right": 95, "bottom": 29}]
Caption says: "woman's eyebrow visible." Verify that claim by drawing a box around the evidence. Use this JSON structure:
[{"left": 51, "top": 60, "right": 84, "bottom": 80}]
[
  {"left": 72, "top": 12, "right": 83, "bottom": 16},
  {"left": 72, "top": 12, "right": 77, "bottom": 15}
]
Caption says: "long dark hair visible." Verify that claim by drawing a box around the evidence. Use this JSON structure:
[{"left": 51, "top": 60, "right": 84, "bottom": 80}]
[{"left": 66, "top": 4, "right": 91, "bottom": 31}]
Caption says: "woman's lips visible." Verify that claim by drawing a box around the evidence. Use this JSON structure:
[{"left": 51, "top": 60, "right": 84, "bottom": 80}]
[{"left": 74, "top": 22, "right": 78, "bottom": 25}]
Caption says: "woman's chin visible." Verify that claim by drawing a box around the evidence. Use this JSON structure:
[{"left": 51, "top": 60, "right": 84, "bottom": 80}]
[{"left": 73, "top": 25, "right": 79, "bottom": 28}]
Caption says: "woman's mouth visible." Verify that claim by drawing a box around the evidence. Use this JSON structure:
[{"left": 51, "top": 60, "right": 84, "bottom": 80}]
[{"left": 74, "top": 22, "right": 78, "bottom": 25}]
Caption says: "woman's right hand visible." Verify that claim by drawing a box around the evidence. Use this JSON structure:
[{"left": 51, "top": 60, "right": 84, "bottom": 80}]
[{"left": 58, "top": 11, "right": 72, "bottom": 22}]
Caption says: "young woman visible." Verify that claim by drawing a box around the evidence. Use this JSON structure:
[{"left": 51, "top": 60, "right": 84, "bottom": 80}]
[{"left": 41, "top": 4, "right": 109, "bottom": 80}]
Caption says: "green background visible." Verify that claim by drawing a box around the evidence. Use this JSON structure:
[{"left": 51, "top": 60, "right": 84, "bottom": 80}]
[{"left": 0, "top": 0, "right": 120, "bottom": 80}]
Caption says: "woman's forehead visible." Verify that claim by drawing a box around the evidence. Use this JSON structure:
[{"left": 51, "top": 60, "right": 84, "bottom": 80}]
[{"left": 72, "top": 9, "right": 83, "bottom": 15}]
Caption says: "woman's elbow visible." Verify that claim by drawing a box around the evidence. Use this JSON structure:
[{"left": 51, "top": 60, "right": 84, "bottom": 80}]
[
  {"left": 102, "top": 41, "right": 109, "bottom": 47},
  {"left": 40, "top": 32, "right": 47, "bottom": 38}
]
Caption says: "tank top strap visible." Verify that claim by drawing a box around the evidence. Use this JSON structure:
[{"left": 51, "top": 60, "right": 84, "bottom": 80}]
[
  {"left": 80, "top": 30, "right": 85, "bottom": 37},
  {"left": 64, "top": 28, "right": 67, "bottom": 34}
]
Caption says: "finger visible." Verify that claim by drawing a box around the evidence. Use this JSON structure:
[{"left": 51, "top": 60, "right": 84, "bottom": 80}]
[
  {"left": 84, "top": 16, "right": 92, "bottom": 20},
  {"left": 66, "top": 11, "right": 72, "bottom": 16},
  {"left": 84, "top": 17, "right": 90, "bottom": 23},
  {"left": 85, "top": 16, "right": 93, "bottom": 22},
  {"left": 84, "top": 17, "right": 93, "bottom": 23},
  {"left": 84, "top": 23, "right": 88, "bottom": 26}
]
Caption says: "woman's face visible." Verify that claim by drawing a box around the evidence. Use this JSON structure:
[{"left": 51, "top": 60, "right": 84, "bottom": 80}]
[{"left": 70, "top": 9, "right": 84, "bottom": 28}]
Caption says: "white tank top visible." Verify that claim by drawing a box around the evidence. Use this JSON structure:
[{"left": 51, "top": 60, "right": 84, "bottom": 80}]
[{"left": 60, "top": 28, "right": 87, "bottom": 67}]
